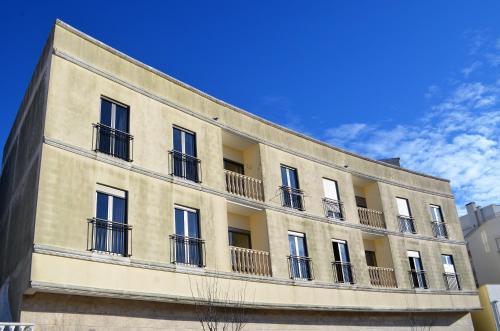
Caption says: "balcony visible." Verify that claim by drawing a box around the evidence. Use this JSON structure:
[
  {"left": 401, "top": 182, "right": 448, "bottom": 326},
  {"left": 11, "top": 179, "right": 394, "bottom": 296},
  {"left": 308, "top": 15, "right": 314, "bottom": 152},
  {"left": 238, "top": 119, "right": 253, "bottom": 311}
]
[
  {"left": 169, "top": 150, "right": 202, "bottom": 183},
  {"left": 224, "top": 170, "right": 264, "bottom": 201},
  {"left": 92, "top": 123, "right": 134, "bottom": 162},
  {"left": 323, "top": 198, "right": 344, "bottom": 221},
  {"left": 287, "top": 256, "right": 314, "bottom": 280},
  {"left": 431, "top": 221, "right": 448, "bottom": 239},
  {"left": 368, "top": 266, "right": 397, "bottom": 288},
  {"left": 170, "top": 234, "right": 205, "bottom": 267},
  {"left": 280, "top": 186, "right": 305, "bottom": 211},
  {"left": 398, "top": 215, "right": 417, "bottom": 234},
  {"left": 409, "top": 270, "right": 428, "bottom": 289},
  {"left": 358, "top": 207, "right": 386, "bottom": 229},
  {"left": 87, "top": 218, "right": 132, "bottom": 257},
  {"left": 229, "top": 246, "right": 271, "bottom": 277},
  {"left": 332, "top": 262, "right": 355, "bottom": 284},
  {"left": 443, "top": 273, "right": 461, "bottom": 290}
]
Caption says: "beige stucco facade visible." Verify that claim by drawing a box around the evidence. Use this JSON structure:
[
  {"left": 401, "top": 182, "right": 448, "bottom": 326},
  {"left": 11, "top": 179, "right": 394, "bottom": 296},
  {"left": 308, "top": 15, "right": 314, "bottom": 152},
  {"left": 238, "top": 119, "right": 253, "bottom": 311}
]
[{"left": 0, "top": 20, "right": 479, "bottom": 330}]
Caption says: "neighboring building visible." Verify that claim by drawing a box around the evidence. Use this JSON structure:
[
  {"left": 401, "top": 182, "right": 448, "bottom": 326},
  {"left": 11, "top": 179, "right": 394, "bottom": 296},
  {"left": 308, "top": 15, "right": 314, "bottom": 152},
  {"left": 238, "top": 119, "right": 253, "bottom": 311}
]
[
  {"left": 0, "top": 20, "right": 480, "bottom": 330},
  {"left": 460, "top": 202, "right": 500, "bottom": 331}
]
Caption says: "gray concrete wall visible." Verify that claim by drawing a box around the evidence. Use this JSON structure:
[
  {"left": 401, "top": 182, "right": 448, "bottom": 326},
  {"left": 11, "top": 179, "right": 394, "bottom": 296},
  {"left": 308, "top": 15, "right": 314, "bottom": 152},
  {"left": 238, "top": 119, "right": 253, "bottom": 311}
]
[{"left": 0, "top": 28, "right": 53, "bottom": 320}]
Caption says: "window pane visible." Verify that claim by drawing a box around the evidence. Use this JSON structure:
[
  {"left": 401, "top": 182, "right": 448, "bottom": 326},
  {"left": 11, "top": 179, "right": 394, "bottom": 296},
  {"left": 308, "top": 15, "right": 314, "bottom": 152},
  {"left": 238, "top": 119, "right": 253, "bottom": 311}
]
[
  {"left": 175, "top": 208, "right": 185, "bottom": 235},
  {"left": 96, "top": 192, "right": 109, "bottom": 220},
  {"left": 229, "top": 231, "right": 251, "bottom": 248},
  {"left": 288, "top": 169, "right": 299, "bottom": 189},
  {"left": 396, "top": 198, "right": 410, "bottom": 216},
  {"left": 281, "top": 166, "right": 289, "bottom": 187},
  {"left": 288, "top": 235, "right": 297, "bottom": 256},
  {"left": 296, "top": 236, "right": 306, "bottom": 256},
  {"left": 339, "top": 243, "right": 350, "bottom": 262},
  {"left": 114, "top": 105, "right": 128, "bottom": 132},
  {"left": 173, "top": 128, "right": 182, "bottom": 152},
  {"left": 112, "top": 197, "right": 126, "bottom": 223},
  {"left": 184, "top": 132, "right": 196, "bottom": 157},
  {"left": 323, "top": 179, "right": 339, "bottom": 200},
  {"left": 100, "top": 99, "right": 112, "bottom": 126},
  {"left": 187, "top": 211, "right": 199, "bottom": 238},
  {"left": 224, "top": 159, "right": 244, "bottom": 174}
]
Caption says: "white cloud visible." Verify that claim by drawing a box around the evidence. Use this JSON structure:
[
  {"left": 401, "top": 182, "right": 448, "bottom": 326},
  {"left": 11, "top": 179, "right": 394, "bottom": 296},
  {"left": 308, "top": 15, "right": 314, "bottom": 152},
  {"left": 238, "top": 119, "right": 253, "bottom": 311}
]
[
  {"left": 323, "top": 81, "right": 500, "bottom": 214},
  {"left": 461, "top": 61, "right": 482, "bottom": 77}
]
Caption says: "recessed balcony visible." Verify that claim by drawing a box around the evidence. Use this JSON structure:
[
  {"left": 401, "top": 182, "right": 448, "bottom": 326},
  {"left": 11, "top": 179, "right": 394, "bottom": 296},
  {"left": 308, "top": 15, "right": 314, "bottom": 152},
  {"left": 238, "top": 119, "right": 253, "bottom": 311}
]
[
  {"left": 363, "top": 233, "right": 398, "bottom": 288},
  {"left": 225, "top": 170, "right": 264, "bottom": 201},
  {"left": 352, "top": 175, "right": 385, "bottom": 228},
  {"left": 368, "top": 267, "right": 397, "bottom": 288},
  {"left": 358, "top": 207, "right": 386, "bottom": 229}
]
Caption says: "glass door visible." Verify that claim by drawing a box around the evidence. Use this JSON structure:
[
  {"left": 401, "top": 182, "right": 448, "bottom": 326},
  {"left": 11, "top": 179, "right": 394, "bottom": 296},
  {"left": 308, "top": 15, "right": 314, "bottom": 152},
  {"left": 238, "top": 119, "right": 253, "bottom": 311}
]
[
  {"left": 99, "top": 98, "right": 129, "bottom": 160},
  {"left": 173, "top": 127, "right": 198, "bottom": 181},
  {"left": 332, "top": 240, "right": 353, "bottom": 283},
  {"left": 95, "top": 189, "right": 127, "bottom": 255},
  {"left": 281, "top": 166, "right": 302, "bottom": 209},
  {"left": 408, "top": 251, "right": 426, "bottom": 288},
  {"left": 288, "top": 232, "right": 310, "bottom": 279},
  {"left": 174, "top": 206, "right": 201, "bottom": 265}
]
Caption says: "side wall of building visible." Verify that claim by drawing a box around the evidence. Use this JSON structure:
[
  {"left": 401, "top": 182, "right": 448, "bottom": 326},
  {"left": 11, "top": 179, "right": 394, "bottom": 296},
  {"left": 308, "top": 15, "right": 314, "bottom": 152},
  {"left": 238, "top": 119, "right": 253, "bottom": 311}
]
[
  {"left": 0, "top": 31, "right": 53, "bottom": 320},
  {"left": 467, "top": 219, "right": 500, "bottom": 285}
]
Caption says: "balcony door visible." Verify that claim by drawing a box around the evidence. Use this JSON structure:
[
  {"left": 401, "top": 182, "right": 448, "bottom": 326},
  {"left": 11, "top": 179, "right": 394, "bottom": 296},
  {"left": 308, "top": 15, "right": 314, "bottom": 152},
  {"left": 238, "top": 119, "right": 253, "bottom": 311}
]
[
  {"left": 442, "top": 254, "right": 459, "bottom": 290},
  {"left": 99, "top": 98, "right": 129, "bottom": 160},
  {"left": 174, "top": 206, "right": 201, "bottom": 265},
  {"left": 332, "top": 239, "right": 353, "bottom": 283},
  {"left": 288, "top": 231, "right": 310, "bottom": 279},
  {"left": 95, "top": 186, "right": 127, "bottom": 255},
  {"left": 323, "top": 178, "right": 342, "bottom": 219},
  {"left": 173, "top": 127, "right": 198, "bottom": 181},
  {"left": 408, "top": 251, "right": 427, "bottom": 288},
  {"left": 397, "top": 197, "right": 414, "bottom": 233},
  {"left": 281, "top": 166, "right": 302, "bottom": 209}
]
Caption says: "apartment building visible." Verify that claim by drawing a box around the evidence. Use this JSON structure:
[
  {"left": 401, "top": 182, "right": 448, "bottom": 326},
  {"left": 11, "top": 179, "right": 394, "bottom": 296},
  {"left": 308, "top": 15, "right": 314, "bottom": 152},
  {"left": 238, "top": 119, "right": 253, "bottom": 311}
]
[
  {"left": 0, "top": 20, "right": 480, "bottom": 330},
  {"left": 460, "top": 202, "right": 500, "bottom": 331}
]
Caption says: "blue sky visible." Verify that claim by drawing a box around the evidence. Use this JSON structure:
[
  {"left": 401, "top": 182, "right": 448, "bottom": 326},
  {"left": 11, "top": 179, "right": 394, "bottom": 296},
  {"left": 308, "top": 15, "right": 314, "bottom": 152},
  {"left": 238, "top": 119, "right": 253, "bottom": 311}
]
[{"left": 1, "top": 1, "right": 499, "bottom": 213}]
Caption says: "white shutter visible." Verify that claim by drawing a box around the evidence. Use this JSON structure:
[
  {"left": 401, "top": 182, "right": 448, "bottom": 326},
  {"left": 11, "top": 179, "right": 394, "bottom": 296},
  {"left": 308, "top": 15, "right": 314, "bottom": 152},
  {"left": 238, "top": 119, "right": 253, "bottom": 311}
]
[
  {"left": 323, "top": 178, "right": 339, "bottom": 200},
  {"left": 397, "top": 198, "right": 410, "bottom": 216}
]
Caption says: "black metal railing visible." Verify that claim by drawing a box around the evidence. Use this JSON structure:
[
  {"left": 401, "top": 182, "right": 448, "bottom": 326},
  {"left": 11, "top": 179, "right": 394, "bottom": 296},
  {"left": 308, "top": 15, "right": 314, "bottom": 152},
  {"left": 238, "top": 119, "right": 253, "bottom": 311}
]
[
  {"left": 431, "top": 222, "right": 448, "bottom": 239},
  {"left": 323, "top": 198, "right": 344, "bottom": 221},
  {"left": 280, "top": 186, "right": 305, "bottom": 211},
  {"left": 92, "top": 123, "right": 133, "bottom": 162},
  {"left": 287, "top": 256, "right": 313, "bottom": 280},
  {"left": 169, "top": 150, "right": 202, "bottom": 183},
  {"left": 443, "top": 273, "right": 461, "bottom": 290},
  {"left": 409, "top": 270, "right": 428, "bottom": 289},
  {"left": 332, "top": 261, "right": 355, "bottom": 284},
  {"left": 398, "top": 215, "right": 417, "bottom": 234},
  {"left": 87, "top": 218, "right": 132, "bottom": 256},
  {"left": 170, "top": 234, "right": 205, "bottom": 267}
]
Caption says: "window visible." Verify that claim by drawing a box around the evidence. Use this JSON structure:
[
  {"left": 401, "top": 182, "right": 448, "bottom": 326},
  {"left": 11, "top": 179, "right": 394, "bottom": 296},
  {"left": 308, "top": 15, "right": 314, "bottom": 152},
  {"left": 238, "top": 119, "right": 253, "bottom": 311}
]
[
  {"left": 171, "top": 127, "right": 199, "bottom": 182},
  {"left": 323, "top": 178, "right": 343, "bottom": 220},
  {"left": 173, "top": 206, "right": 203, "bottom": 266},
  {"left": 397, "top": 198, "right": 415, "bottom": 233},
  {"left": 355, "top": 196, "right": 367, "bottom": 208},
  {"left": 224, "top": 159, "right": 244, "bottom": 175},
  {"left": 97, "top": 98, "right": 131, "bottom": 161},
  {"left": 430, "top": 205, "right": 448, "bottom": 238},
  {"left": 365, "top": 250, "right": 377, "bottom": 267},
  {"left": 332, "top": 239, "right": 354, "bottom": 283},
  {"left": 442, "top": 254, "right": 460, "bottom": 290},
  {"left": 94, "top": 185, "right": 128, "bottom": 255},
  {"left": 280, "top": 165, "right": 304, "bottom": 210},
  {"left": 228, "top": 228, "right": 251, "bottom": 249},
  {"left": 288, "top": 231, "right": 311, "bottom": 279},
  {"left": 407, "top": 251, "right": 427, "bottom": 289},
  {"left": 430, "top": 205, "right": 444, "bottom": 223}
]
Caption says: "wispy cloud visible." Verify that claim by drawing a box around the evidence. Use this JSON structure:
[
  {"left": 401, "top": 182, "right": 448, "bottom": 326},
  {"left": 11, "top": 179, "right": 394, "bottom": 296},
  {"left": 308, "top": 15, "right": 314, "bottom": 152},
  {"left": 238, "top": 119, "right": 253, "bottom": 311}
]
[{"left": 323, "top": 80, "right": 500, "bottom": 214}]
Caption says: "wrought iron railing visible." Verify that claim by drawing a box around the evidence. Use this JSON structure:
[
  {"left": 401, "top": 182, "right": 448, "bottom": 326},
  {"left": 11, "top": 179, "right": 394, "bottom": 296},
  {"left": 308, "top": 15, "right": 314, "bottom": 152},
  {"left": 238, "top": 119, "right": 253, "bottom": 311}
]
[
  {"left": 431, "top": 221, "right": 448, "bottom": 239},
  {"left": 443, "top": 272, "right": 461, "bottom": 290},
  {"left": 323, "top": 198, "right": 344, "bottom": 221},
  {"left": 358, "top": 207, "right": 386, "bottom": 228},
  {"left": 287, "top": 255, "right": 313, "bottom": 280},
  {"left": 0, "top": 323, "right": 35, "bottom": 331},
  {"left": 398, "top": 215, "right": 417, "bottom": 234},
  {"left": 368, "top": 266, "right": 397, "bottom": 288},
  {"left": 224, "top": 170, "right": 264, "bottom": 201},
  {"left": 229, "top": 246, "right": 271, "bottom": 276},
  {"left": 280, "top": 186, "right": 305, "bottom": 211},
  {"left": 332, "top": 261, "right": 355, "bottom": 284},
  {"left": 170, "top": 234, "right": 205, "bottom": 267},
  {"left": 169, "top": 150, "right": 202, "bottom": 183},
  {"left": 87, "top": 218, "right": 132, "bottom": 256},
  {"left": 409, "top": 270, "right": 428, "bottom": 289},
  {"left": 92, "top": 123, "right": 133, "bottom": 162}
]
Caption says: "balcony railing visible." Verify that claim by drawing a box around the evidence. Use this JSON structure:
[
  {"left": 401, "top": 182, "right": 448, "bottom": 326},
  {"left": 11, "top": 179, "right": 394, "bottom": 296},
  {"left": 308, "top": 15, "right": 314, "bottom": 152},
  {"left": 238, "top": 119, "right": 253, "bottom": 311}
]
[
  {"left": 170, "top": 234, "right": 205, "bottom": 267},
  {"left": 224, "top": 170, "right": 264, "bottom": 201},
  {"left": 0, "top": 323, "right": 35, "bottom": 331},
  {"left": 431, "top": 221, "right": 448, "bottom": 239},
  {"left": 332, "top": 262, "right": 355, "bottom": 284},
  {"left": 409, "top": 270, "right": 428, "bottom": 289},
  {"left": 87, "top": 218, "right": 132, "bottom": 257},
  {"left": 398, "top": 215, "right": 417, "bottom": 234},
  {"left": 323, "top": 198, "right": 344, "bottom": 221},
  {"left": 229, "top": 246, "right": 272, "bottom": 277},
  {"left": 368, "top": 266, "right": 397, "bottom": 288},
  {"left": 287, "top": 256, "right": 313, "bottom": 280},
  {"left": 443, "top": 273, "right": 461, "bottom": 291},
  {"left": 280, "top": 186, "right": 305, "bottom": 211},
  {"left": 169, "top": 150, "right": 202, "bottom": 183},
  {"left": 92, "top": 123, "right": 133, "bottom": 162},
  {"left": 358, "top": 207, "right": 385, "bottom": 228}
]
